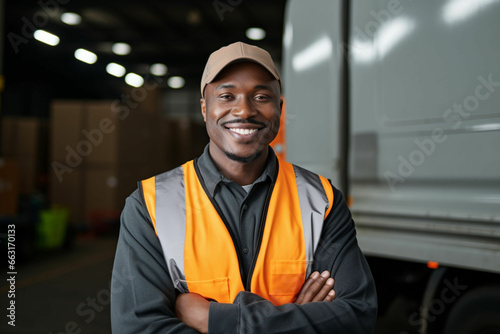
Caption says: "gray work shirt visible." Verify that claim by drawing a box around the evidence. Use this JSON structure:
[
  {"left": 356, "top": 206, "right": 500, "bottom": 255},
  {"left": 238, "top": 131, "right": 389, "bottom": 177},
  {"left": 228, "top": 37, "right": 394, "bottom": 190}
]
[{"left": 111, "top": 144, "right": 378, "bottom": 334}]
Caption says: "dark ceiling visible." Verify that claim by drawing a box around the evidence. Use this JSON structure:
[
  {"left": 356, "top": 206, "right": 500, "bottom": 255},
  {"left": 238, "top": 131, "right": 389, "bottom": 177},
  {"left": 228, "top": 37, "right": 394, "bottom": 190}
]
[{"left": 1, "top": 0, "right": 286, "bottom": 116}]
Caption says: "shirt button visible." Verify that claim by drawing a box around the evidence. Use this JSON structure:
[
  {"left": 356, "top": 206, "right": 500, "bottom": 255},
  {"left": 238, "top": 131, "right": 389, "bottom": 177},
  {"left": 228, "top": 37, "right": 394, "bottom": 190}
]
[{"left": 243, "top": 247, "right": 249, "bottom": 254}]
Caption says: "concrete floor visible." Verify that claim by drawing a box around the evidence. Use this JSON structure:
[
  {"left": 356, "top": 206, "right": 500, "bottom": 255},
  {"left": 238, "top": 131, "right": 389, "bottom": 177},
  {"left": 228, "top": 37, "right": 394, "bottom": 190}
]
[{"left": 1, "top": 236, "right": 117, "bottom": 334}]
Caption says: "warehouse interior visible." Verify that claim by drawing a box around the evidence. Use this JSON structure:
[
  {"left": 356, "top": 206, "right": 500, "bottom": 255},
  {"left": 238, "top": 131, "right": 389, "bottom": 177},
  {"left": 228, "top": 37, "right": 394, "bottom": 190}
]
[
  {"left": 0, "top": 1, "right": 288, "bottom": 333},
  {"left": 1, "top": 1, "right": 285, "bottom": 252}
]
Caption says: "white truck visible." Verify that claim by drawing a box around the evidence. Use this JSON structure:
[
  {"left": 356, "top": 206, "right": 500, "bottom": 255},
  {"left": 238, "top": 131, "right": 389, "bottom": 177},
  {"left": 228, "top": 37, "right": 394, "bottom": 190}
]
[{"left": 283, "top": 1, "right": 500, "bottom": 333}]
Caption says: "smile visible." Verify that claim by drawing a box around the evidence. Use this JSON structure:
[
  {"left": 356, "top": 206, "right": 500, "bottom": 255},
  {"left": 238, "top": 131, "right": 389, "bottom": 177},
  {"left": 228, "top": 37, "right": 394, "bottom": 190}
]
[{"left": 227, "top": 128, "right": 259, "bottom": 135}]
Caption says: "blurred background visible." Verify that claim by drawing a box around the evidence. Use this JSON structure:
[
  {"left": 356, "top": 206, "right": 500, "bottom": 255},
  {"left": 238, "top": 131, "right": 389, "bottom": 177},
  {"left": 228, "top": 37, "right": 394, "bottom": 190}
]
[
  {"left": 1, "top": 0, "right": 500, "bottom": 333},
  {"left": 0, "top": 1, "right": 285, "bottom": 333}
]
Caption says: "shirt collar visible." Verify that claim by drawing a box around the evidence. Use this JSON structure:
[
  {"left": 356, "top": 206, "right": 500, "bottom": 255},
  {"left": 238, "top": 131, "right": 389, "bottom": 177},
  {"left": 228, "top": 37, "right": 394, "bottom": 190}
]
[{"left": 196, "top": 144, "right": 278, "bottom": 197}]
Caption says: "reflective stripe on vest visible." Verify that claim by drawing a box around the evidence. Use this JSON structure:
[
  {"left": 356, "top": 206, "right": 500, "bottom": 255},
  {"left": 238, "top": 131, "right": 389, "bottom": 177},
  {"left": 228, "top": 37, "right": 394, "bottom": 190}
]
[{"left": 141, "top": 158, "right": 334, "bottom": 305}]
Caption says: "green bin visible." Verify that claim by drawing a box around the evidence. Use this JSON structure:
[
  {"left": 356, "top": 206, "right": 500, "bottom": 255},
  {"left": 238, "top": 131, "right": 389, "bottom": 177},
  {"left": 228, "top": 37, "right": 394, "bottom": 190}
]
[{"left": 37, "top": 208, "right": 69, "bottom": 249}]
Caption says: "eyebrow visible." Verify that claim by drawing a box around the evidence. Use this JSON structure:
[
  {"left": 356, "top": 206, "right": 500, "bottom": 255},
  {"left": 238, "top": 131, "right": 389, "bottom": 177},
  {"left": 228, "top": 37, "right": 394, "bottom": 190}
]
[
  {"left": 215, "top": 83, "right": 236, "bottom": 90},
  {"left": 214, "top": 83, "right": 273, "bottom": 91}
]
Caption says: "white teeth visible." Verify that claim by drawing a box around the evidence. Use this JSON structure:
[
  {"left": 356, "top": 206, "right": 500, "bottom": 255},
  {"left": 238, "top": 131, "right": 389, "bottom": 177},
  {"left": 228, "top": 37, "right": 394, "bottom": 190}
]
[{"left": 228, "top": 128, "right": 258, "bottom": 135}]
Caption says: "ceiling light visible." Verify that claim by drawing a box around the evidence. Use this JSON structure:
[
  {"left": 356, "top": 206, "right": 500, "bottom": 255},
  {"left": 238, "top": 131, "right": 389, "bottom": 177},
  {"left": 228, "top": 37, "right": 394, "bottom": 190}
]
[
  {"left": 125, "top": 73, "right": 144, "bottom": 87},
  {"left": 61, "top": 12, "right": 82, "bottom": 25},
  {"left": 168, "top": 76, "right": 185, "bottom": 89},
  {"left": 150, "top": 63, "right": 168, "bottom": 76},
  {"left": 112, "top": 42, "right": 131, "bottom": 55},
  {"left": 34, "top": 30, "right": 60, "bottom": 46},
  {"left": 74, "top": 48, "right": 97, "bottom": 64},
  {"left": 246, "top": 27, "right": 266, "bottom": 41},
  {"left": 106, "top": 63, "right": 126, "bottom": 77}
]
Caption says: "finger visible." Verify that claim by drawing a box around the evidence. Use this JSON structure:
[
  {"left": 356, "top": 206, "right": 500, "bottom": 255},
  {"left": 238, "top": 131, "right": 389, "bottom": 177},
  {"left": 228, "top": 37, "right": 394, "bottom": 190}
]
[
  {"left": 295, "top": 271, "right": 319, "bottom": 304},
  {"left": 312, "top": 278, "right": 335, "bottom": 302},
  {"left": 298, "top": 271, "right": 330, "bottom": 304},
  {"left": 324, "top": 289, "right": 336, "bottom": 302}
]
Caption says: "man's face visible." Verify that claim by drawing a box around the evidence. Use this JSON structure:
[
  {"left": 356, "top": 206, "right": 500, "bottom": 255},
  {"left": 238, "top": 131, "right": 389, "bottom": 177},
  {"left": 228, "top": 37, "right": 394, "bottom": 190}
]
[{"left": 201, "top": 61, "right": 282, "bottom": 164}]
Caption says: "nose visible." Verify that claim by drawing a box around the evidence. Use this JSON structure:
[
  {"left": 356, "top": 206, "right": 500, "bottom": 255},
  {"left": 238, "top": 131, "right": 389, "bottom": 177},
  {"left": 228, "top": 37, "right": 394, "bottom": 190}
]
[{"left": 231, "top": 96, "right": 257, "bottom": 119}]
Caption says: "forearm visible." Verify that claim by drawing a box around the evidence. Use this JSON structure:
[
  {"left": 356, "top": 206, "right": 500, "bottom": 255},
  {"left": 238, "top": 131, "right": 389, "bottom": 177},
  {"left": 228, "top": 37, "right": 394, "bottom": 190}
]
[
  {"left": 209, "top": 291, "right": 375, "bottom": 334},
  {"left": 208, "top": 186, "right": 377, "bottom": 334}
]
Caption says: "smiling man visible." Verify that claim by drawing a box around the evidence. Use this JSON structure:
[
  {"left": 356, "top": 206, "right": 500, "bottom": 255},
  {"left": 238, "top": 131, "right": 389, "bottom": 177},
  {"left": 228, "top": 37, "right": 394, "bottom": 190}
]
[{"left": 111, "top": 42, "right": 377, "bottom": 333}]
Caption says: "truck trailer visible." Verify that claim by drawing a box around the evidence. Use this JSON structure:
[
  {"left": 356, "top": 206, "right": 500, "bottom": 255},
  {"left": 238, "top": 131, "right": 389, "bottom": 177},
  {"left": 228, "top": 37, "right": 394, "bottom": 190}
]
[{"left": 283, "top": 1, "right": 500, "bottom": 333}]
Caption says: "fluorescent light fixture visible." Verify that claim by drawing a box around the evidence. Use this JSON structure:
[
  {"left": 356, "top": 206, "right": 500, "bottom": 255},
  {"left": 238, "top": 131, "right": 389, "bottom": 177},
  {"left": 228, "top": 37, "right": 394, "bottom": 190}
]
[
  {"left": 376, "top": 17, "right": 415, "bottom": 58},
  {"left": 61, "top": 12, "right": 82, "bottom": 25},
  {"left": 442, "top": 0, "right": 500, "bottom": 24},
  {"left": 150, "top": 63, "right": 168, "bottom": 76},
  {"left": 125, "top": 73, "right": 144, "bottom": 87},
  {"left": 106, "top": 63, "right": 126, "bottom": 77},
  {"left": 34, "top": 29, "right": 60, "bottom": 46},
  {"left": 168, "top": 76, "right": 185, "bottom": 89},
  {"left": 246, "top": 27, "right": 266, "bottom": 41},
  {"left": 112, "top": 42, "right": 131, "bottom": 56},
  {"left": 74, "top": 48, "right": 97, "bottom": 64},
  {"left": 292, "top": 35, "right": 333, "bottom": 72}
]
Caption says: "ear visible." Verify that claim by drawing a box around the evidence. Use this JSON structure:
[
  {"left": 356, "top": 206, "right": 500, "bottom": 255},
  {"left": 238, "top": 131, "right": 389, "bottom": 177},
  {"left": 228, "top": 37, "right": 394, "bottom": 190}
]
[
  {"left": 279, "top": 98, "right": 284, "bottom": 114},
  {"left": 200, "top": 98, "right": 207, "bottom": 122}
]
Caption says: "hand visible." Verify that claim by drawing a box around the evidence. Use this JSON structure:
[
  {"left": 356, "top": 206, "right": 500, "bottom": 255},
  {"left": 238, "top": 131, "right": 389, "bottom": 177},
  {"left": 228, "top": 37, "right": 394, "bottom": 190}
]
[
  {"left": 175, "top": 292, "right": 210, "bottom": 333},
  {"left": 295, "top": 270, "right": 336, "bottom": 305}
]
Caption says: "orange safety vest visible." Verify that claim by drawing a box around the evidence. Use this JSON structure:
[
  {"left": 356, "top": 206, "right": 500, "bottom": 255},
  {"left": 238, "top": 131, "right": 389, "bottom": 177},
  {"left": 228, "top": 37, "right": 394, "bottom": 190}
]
[{"left": 141, "top": 158, "right": 333, "bottom": 306}]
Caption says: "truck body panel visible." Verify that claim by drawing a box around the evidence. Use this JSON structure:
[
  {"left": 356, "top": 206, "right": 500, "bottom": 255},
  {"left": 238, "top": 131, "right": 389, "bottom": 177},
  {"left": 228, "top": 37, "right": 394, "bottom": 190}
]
[{"left": 284, "top": 0, "right": 500, "bottom": 274}]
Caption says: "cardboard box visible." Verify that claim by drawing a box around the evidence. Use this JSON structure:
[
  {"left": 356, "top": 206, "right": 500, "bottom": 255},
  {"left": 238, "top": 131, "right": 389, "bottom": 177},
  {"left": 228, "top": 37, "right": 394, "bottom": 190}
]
[
  {"left": 83, "top": 101, "right": 120, "bottom": 166},
  {"left": 50, "top": 99, "right": 165, "bottom": 166},
  {"left": 19, "top": 118, "right": 48, "bottom": 193},
  {"left": 85, "top": 101, "right": 163, "bottom": 166},
  {"left": 1, "top": 117, "right": 48, "bottom": 194},
  {"left": 122, "top": 84, "right": 163, "bottom": 113},
  {"left": 50, "top": 100, "right": 85, "bottom": 162},
  {"left": 49, "top": 99, "right": 173, "bottom": 224},
  {"left": 0, "top": 158, "right": 20, "bottom": 215},
  {"left": 49, "top": 169, "right": 85, "bottom": 223},
  {"left": 1, "top": 118, "right": 17, "bottom": 157},
  {"left": 84, "top": 164, "right": 155, "bottom": 215},
  {"left": 162, "top": 117, "right": 208, "bottom": 167}
]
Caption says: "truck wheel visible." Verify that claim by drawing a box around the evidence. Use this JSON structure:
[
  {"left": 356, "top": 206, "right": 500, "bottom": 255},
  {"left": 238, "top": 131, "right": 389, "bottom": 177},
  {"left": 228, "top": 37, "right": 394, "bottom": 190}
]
[{"left": 443, "top": 286, "right": 500, "bottom": 334}]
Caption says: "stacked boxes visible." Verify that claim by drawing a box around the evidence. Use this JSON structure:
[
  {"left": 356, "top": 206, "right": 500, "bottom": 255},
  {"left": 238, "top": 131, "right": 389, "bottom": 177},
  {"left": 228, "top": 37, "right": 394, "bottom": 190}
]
[
  {"left": 1, "top": 117, "right": 49, "bottom": 194},
  {"left": 0, "top": 158, "right": 20, "bottom": 215},
  {"left": 50, "top": 100, "right": 164, "bottom": 224},
  {"left": 50, "top": 99, "right": 209, "bottom": 226}
]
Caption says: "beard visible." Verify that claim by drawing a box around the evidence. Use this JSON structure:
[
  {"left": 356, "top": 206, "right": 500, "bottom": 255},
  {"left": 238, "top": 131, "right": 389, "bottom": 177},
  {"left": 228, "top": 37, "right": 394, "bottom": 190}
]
[{"left": 224, "top": 148, "right": 264, "bottom": 164}]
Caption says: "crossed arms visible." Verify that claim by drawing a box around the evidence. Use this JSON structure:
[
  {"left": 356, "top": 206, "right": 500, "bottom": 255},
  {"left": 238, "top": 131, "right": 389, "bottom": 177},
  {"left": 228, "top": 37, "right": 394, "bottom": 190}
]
[{"left": 176, "top": 270, "right": 336, "bottom": 333}]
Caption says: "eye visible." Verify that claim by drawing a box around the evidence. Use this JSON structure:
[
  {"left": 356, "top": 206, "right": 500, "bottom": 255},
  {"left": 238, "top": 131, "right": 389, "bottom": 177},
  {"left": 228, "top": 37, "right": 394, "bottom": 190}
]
[
  {"left": 254, "top": 94, "right": 270, "bottom": 101},
  {"left": 218, "top": 93, "right": 234, "bottom": 100}
]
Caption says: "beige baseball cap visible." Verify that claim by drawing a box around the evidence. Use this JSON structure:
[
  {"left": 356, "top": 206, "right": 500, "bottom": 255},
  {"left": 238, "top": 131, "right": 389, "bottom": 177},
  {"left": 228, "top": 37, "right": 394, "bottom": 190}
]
[{"left": 200, "top": 41, "right": 281, "bottom": 97}]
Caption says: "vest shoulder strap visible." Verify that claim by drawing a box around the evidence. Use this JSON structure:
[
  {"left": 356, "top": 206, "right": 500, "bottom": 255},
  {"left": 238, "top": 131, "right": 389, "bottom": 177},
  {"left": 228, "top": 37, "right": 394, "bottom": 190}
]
[
  {"left": 285, "top": 161, "right": 335, "bottom": 219},
  {"left": 140, "top": 165, "right": 186, "bottom": 236}
]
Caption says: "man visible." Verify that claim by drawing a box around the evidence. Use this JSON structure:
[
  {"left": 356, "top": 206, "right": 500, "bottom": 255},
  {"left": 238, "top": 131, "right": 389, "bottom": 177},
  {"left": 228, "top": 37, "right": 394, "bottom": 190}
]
[{"left": 111, "top": 42, "right": 377, "bottom": 333}]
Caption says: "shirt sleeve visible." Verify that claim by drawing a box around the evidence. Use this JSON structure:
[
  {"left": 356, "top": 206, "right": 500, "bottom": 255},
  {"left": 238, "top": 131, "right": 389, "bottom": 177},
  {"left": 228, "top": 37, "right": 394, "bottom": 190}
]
[
  {"left": 208, "top": 185, "right": 378, "bottom": 334},
  {"left": 110, "top": 189, "right": 199, "bottom": 334}
]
